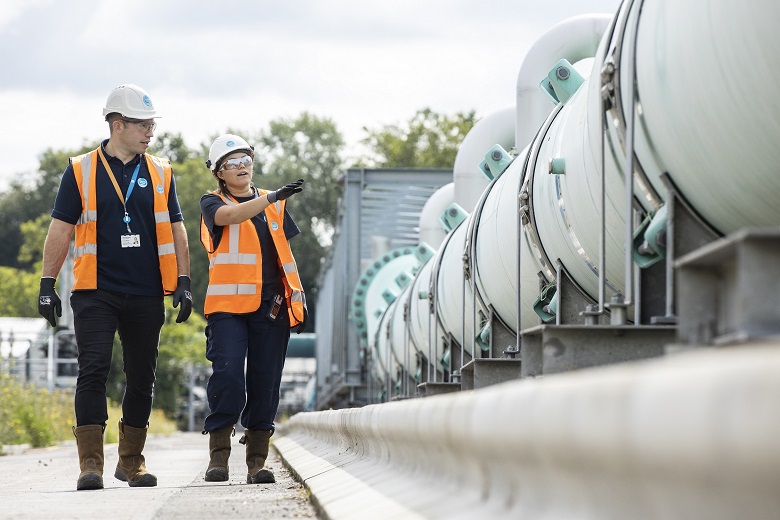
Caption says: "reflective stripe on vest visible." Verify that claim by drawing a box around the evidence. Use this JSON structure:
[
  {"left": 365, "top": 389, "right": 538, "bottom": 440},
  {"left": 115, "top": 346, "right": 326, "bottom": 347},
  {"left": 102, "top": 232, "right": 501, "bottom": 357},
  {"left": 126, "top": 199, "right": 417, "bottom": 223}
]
[
  {"left": 70, "top": 149, "right": 178, "bottom": 293},
  {"left": 146, "top": 154, "right": 178, "bottom": 293},
  {"left": 200, "top": 189, "right": 306, "bottom": 323},
  {"left": 71, "top": 151, "right": 98, "bottom": 289}
]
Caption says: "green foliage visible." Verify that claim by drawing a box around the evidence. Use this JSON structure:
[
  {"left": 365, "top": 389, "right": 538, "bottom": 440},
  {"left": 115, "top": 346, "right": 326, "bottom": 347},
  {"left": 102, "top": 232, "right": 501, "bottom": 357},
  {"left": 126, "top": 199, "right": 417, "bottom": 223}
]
[
  {"left": 0, "top": 374, "right": 177, "bottom": 449},
  {"left": 149, "top": 131, "right": 196, "bottom": 164},
  {"left": 0, "top": 267, "right": 39, "bottom": 317},
  {"left": 0, "top": 375, "right": 73, "bottom": 448},
  {"left": 360, "top": 108, "right": 477, "bottom": 168},
  {"left": 18, "top": 214, "right": 50, "bottom": 266},
  {"left": 0, "top": 143, "right": 98, "bottom": 269},
  {"left": 0, "top": 214, "right": 51, "bottom": 317}
]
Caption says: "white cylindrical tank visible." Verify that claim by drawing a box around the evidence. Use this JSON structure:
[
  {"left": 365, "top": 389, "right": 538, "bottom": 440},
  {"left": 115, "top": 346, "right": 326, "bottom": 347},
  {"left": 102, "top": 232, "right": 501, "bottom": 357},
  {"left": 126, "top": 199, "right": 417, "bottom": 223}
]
[
  {"left": 630, "top": 0, "right": 780, "bottom": 232},
  {"left": 409, "top": 258, "right": 435, "bottom": 358},
  {"left": 472, "top": 144, "right": 547, "bottom": 332},
  {"left": 386, "top": 2, "right": 780, "bottom": 361},
  {"left": 526, "top": 0, "right": 780, "bottom": 306},
  {"left": 434, "top": 221, "right": 476, "bottom": 353},
  {"left": 373, "top": 299, "right": 396, "bottom": 391},
  {"left": 388, "top": 282, "right": 418, "bottom": 384}
]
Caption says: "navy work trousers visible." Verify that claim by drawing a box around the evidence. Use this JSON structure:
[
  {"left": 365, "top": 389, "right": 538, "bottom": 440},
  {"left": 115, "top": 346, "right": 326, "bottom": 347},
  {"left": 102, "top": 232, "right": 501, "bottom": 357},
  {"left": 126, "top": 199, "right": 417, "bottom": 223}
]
[
  {"left": 203, "top": 299, "right": 290, "bottom": 432},
  {"left": 70, "top": 289, "right": 165, "bottom": 428}
]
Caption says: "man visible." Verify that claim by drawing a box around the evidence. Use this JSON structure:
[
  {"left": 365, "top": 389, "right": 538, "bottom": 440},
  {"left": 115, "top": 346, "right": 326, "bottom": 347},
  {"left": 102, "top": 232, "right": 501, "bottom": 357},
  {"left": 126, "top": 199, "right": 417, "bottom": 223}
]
[{"left": 37, "top": 84, "right": 193, "bottom": 491}]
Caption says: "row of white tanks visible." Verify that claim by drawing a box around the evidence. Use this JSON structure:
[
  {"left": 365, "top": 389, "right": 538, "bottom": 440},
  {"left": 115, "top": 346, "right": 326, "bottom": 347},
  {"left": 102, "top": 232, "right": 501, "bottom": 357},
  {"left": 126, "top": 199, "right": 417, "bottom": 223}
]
[{"left": 359, "top": 0, "right": 780, "bottom": 395}]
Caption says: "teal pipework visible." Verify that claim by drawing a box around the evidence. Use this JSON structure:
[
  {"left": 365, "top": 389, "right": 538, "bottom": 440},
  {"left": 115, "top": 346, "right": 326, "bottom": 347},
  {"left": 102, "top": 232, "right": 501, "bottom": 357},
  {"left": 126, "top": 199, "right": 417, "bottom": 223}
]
[
  {"left": 351, "top": 245, "right": 425, "bottom": 345},
  {"left": 475, "top": 321, "right": 491, "bottom": 352},
  {"left": 540, "top": 59, "right": 584, "bottom": 104},
  {"left": 549, "top": 157, "right": 566, "bottom": 175},
  {"left": 479, "top": 144, "right": 515, "bottom": 180},
  {"left": 632, "top": 204, "right": 668, "bottom": 268},
  {"left": 533, "top": 283, "right": 557, "bottom": 323},
  {"left": 440, "top": 203, "right": 468, "bottom": 232},
  {"left": 394, "top": 271, "right": 412, "bottom": 290},
  {"left": 414, "top": 242, "right": 435, "bottom": 264},
  {"left": 287, "top": 332, "right": 316, "bottom": 358}
]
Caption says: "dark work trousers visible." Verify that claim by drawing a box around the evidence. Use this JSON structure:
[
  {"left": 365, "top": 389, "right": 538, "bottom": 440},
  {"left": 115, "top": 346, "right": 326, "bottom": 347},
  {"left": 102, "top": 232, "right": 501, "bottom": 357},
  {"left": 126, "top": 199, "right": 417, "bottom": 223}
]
[
  {"left": 203, "top": 299, "right": 290, "bottom": 433},
  {"left": 70, "top": 289, "right": 165, "bottom": 428}
]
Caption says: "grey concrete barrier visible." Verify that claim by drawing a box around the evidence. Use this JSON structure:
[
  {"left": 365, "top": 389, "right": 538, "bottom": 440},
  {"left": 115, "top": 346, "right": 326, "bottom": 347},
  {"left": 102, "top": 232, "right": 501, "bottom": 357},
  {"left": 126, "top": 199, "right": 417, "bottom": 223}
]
[{"left": 275, "top": 341, "right": 780, "bottom": 519}]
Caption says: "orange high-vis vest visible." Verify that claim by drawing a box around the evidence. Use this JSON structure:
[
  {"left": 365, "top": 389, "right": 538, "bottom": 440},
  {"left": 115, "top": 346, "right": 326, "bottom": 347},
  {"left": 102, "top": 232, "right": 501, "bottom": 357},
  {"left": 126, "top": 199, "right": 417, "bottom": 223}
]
[
  {"left": 70, "top": 149, "right": 178, "bottom": 294},
  {"left": 199, "top": 188, "right": 306, "bottom": 324}
]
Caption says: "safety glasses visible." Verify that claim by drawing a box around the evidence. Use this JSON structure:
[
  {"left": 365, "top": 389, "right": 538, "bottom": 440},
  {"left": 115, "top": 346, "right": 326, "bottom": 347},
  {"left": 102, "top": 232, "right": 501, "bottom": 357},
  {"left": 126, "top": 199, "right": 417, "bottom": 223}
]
[
  {"left": 121, "top": 120, "right": 157, "bottom": 132},
  {"left": 220, "top": 156, "right": 253, "bottom": 171}
]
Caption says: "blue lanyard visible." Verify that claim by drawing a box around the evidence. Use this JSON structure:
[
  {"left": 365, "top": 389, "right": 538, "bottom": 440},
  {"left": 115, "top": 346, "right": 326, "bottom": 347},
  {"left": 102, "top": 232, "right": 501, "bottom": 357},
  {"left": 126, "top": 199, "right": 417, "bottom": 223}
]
[
  {"left": 119, "top": 163, "right": 141, "bottom": 231},
  {"left": 124, "top": 163, "right": 141, "bottom": 204},
  {"left": 97, "top": 147, "right": 142, "bottom": 233}
]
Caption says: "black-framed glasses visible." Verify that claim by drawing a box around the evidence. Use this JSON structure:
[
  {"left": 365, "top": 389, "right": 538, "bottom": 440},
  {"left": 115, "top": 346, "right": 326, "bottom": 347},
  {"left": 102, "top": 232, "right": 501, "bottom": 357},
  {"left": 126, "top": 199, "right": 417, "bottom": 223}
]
[
  {"left": 220, "top": 156, "right": 253, "bottom": 171},
  {"left": 121, "top": 120, "right": 157, "bottom": 132}
]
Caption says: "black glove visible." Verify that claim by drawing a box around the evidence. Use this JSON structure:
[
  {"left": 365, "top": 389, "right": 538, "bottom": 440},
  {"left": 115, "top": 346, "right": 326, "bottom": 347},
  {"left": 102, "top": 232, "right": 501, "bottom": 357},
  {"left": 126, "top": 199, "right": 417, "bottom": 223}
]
[
  {"left": 295, "top": 306, "right": 308, "bottom": 334},
  {"left": 38, "top": 277, "right": 62, "bottom": 327},
  {"left": 268, "top": 179, "right": 304, "bottom": 203},
  {"left": 172, "top": 275, "right": 193, "bottom": 323}
]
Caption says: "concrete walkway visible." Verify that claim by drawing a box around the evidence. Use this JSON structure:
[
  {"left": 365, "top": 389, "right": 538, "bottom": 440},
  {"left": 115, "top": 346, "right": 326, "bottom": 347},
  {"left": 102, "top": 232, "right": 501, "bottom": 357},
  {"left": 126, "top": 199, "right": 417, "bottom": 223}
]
[{"left": 0, "top": 431, "right": 318, "bottom": 519}]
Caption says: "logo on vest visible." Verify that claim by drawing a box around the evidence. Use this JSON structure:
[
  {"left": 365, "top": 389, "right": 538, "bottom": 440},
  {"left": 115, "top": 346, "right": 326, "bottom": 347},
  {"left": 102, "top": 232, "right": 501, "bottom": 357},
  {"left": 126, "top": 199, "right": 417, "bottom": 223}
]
[
  {"left": 137, "top": 178, "right": 148, "bottom": 188},
  {"left": 271, "top": 222, "right": 279, "bottom": 231},
  {"left": 156, "top": 185, "right": 164, "bottom": 194}
]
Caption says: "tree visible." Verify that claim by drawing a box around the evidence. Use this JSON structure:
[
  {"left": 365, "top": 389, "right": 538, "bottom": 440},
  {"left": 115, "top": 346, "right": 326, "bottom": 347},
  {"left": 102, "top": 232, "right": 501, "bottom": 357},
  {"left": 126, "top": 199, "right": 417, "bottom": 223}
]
[
  {"left": 149, "top": 132, "right": 196, "bottom": 164},
  {"left": 18, "top": 214, "right": 51, "bottom": 266},
  {"left": 360, "top": 108, "right": 477, "bottom": 168},
  {"left": 0, "top": 267, "right": 38, "bottom": 317},
  {"left": 0, "top": 144, "right": 97, "bottom": 268},
  {"left": 0, "top": 214, "right": 56, "bottom": 317}
]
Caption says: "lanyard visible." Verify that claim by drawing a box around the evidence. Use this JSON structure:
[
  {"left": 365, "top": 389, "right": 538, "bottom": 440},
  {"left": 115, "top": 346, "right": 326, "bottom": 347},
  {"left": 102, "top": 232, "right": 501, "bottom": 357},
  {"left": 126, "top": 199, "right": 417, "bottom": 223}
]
[{"left": 97, "top": 147, "right": 141, "bottom": 233}]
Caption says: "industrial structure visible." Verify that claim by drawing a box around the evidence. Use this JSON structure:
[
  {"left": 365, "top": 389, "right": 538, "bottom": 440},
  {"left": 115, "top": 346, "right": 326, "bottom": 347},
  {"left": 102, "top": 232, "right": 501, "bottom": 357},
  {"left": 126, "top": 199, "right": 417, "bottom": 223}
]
[
  {"left": 278, "top": 1, "right": 780, "bottom": 518},
  {"left": 311, "top": 0, "right": 780, "bottom": 408}
]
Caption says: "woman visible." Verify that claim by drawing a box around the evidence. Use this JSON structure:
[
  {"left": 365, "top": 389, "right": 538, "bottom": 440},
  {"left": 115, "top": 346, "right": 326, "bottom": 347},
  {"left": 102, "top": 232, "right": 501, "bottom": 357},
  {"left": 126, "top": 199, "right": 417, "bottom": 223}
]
[{"left": 199, "top": 134, "right": 307, "bottom": 484}]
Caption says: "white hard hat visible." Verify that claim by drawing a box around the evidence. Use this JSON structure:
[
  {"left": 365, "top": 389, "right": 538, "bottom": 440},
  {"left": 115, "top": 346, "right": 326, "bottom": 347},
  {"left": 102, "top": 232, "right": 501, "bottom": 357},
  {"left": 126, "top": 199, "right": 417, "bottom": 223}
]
[
  {"left": 102, "top": 84, "right": 159, "bottom": 119},
  {"left": 207, "top": 134, "right": 254, "bottom": 172}
]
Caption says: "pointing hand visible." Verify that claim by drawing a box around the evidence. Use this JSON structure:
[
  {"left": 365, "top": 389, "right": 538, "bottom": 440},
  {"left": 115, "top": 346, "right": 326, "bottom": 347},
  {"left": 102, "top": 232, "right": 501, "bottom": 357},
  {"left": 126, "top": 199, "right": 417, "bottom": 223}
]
[{"left": 268, "top": 179, "right": 304, "bottom": 203}]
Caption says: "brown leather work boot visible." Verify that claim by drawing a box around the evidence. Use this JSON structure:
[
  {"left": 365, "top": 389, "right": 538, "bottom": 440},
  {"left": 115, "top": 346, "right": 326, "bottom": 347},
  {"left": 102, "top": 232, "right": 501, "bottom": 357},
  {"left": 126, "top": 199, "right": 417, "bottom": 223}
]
[
  {"left": 240, "top": 429, "right": 275, "bottom": 484},
  {"left": 73, "top": 424, "right": 105, "bottom": 491},
  {"left": 204, "top": 426, "right": 234, "bottom": 482},
  {"left": 114, "top": 420, "right": 157, "bottom": 487}
]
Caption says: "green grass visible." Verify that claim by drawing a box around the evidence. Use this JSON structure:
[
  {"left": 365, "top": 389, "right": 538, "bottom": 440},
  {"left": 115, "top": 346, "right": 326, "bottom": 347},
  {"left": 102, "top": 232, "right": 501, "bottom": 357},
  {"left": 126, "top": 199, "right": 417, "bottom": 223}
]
[{"left": 0, "top": 374, "right": 177, "bottom": 453}]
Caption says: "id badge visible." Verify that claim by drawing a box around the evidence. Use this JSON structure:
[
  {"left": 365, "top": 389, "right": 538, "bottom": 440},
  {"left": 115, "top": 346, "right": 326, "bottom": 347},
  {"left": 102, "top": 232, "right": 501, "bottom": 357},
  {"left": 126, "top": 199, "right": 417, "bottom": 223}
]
[{"left": 121, "top": 234, "right": 141, "bottom": 248}]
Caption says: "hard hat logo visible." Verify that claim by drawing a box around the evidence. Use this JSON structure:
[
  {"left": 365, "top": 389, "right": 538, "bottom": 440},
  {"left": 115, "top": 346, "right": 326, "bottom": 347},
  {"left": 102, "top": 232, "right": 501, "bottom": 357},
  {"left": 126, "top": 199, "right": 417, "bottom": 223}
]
[{"left": 102, "top": 84, "right": 159, "bottom": 120}]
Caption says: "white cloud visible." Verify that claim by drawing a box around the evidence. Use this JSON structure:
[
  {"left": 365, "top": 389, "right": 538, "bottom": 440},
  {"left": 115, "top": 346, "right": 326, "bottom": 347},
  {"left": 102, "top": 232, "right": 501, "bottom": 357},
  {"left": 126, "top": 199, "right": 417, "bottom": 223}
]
[
  {"left": 0, "top": 0, "right": 622, "bottom": 190},
  {"left": 0, "top": 0, "right": 53, "bottom": 28}
]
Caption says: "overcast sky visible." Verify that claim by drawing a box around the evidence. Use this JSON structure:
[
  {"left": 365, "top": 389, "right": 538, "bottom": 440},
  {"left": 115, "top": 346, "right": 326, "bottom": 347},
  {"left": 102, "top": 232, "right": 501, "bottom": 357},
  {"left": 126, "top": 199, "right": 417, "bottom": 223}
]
[{"left": 0, "top": 0, "right": 621, "bottom": 190}]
